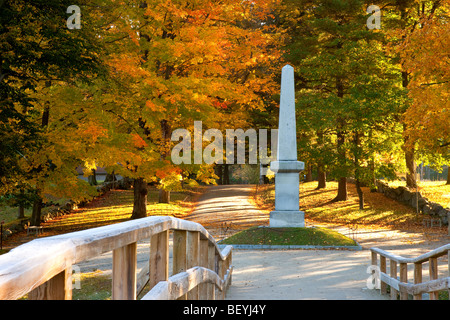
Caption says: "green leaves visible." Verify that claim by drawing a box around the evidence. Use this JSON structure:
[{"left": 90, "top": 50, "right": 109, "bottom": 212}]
[{"left": 279, "top": 0, "right": 407, "bottom": 190}]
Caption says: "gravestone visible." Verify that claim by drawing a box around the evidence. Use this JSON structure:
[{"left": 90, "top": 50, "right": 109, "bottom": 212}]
[{"left": 269, "top": 65, "right": 305, "bottom": 227}]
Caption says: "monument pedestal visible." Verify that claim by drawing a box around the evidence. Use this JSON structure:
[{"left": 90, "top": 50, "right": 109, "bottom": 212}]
[
  {"left": 269, "top": 161, "right": 305, "bottom": 228},
  {"left": 269, "top": 211, "right": 304, "bottom": 228}
]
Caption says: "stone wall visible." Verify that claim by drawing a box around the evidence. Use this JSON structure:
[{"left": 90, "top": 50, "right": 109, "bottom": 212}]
[{"left": 375, "top": 180, "right": 449, "bottom": 225}]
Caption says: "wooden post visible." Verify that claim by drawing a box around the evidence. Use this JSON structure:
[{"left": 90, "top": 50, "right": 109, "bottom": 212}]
[
  {"left": 149, "top": 230, "right": 169, "bottom": 290},
  {"left": 217, "top": 255, "right": 225, "bottom": 300},
  {"left": 371, "top": 252, "right": 377, "bottom": 270},
  {"left": 448, "top": 212, "right": 450, "bottom": 236},
  {"left": 413, "top": 263, "right": 423, "bottom": 300},
  {"left": 227, "top": 251, "right": 232, "bottom": 287},
  {"left": 429, "top": 257, "right": 438, "bottom": 300},
  {"left": 187, "top": 231, "right": 200, "bottom": 300},
  {"left": 199, "top": 239, "right": 209, "bottom": 300},
  {"left": 28, "top": 267, "right": 72, "bottom": 300},
  {"left": 370, "top": 252, "right": 377, "bottom": 291},
  {"left": 448, "top": 250, "right": 450, "bottom": 299},
  {"left": 390, "top": 260, "right": 398, "bottom": 300},
  {"left": 380, "top": 256, "right": 387, "bottom": 295},
  {"left": 399, "top": 263, "right": 408, "bottom": 300},
  {"left": 173, "top": 230, "right": 187, "bottom": 300},
  {"left": 112, "top": 242, "right": 137, "bottom": 300},
  {"left": 208, "top": 244, "right": 216, "bottom": 300}
]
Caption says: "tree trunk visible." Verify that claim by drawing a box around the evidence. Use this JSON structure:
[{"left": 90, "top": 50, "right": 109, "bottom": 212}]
[
  {"left": 30, "top": 197, "right": 42, "bottom": 226},
  {"left": 305, "top": 164, "right": 313, "bottom": 182},
  {"left": 332, "top": 128, "right": 348, "bottom": 201},
  {"left": 353, "top": 131, "right": 364, "bottom": 210},
  {"left": 334, "top": 177, "right": 348, "bottom": 202},
  {"left": 333, "top": 79, "right": 348, "bottom": 202},
  {"left": 29, "top": 93, "right": 49, "bottom": 227},
  {"left": 18, "top": 205, "right": 25, "bottom": 219},
  {"left": 223, "top": 164, "right": 230, "bottom": 185},
  {"left": 88, "top": 169, "right": 98, "bottom": 186},
  {"left": 446, "top": 166, "right": 450, "bottom": 185},
  {"left": 368, "top": 129, "right": 377, "bottom": 192},
  {"left": 17, "top": 189, "right": 25, "bottom": 219},
  {"left": 41, "top": 105, "right": 50, "bottom": 127},
  {"left": 355, "top": 179, "right": 364, "bottom": 210},
  {"left": 404, "top": 147, "right": 417, "bottom": 188},
  {"left": 105, "top": 171, "right": 117, "bottom": 189},
  {"left": 315, "top": 131, "right": 326, "bottom": 189},
  {"left": 131, "top": 178, "right": 148, "bottom": 219},
  {"left": 401, "top": 64, "right": 417, "bottom": 189},
  {"left": 216, "top": 164, "right": 223, "bottom": 185},
  {"left": 316, "top": 165, "right": 326, "bottom": 189},
  {"left": 158, "top": 119, "right": 171, "bottom": 204},
  {"left": 158, "top": 189, "right": 170, "bottom": 204}
]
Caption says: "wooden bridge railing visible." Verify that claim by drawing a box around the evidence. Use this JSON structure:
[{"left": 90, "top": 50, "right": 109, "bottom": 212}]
[
  {"left": 0, "top": 216, "right": 232, "bottom": 300},
  {"left": 370, "top": 244, "right": 450, "bottom": 300}
]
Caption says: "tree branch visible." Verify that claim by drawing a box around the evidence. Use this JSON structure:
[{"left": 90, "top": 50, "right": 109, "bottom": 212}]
[{"left": 420, "top": 80, "right": 450, "bottom": 86}]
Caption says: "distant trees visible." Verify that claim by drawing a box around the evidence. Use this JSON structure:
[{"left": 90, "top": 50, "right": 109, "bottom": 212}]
[
  {"left": 274, "top": 0, "right": 449, "bottom": 209},
  {"left": 277, "top": 0, "right": 406, "bottom": 208}
]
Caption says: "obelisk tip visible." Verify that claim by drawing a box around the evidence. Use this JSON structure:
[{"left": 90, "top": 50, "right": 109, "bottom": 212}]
[{"left": 282, "top": 64, "right": 294, "bottom": 72}]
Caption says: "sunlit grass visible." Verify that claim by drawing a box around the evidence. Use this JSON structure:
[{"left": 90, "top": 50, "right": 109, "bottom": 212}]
[
  {"left": 254, "top": 181, "right": 419, "bottom": 228},
  {"left": 221, "top": 226, "right": 357, "bottom": 246},
  {"left": 72, "top": 270, "right": 112, "bottom": 300},
  {"left": 41, "top": 187, "right": 199, "bottom": 235}
]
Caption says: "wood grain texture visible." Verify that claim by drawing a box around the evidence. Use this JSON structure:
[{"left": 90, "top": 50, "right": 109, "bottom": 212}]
[
  {"left": 0, "top": 216, "right": 233, "bottom": 300},
  {"left": 371, "top": 245, "right": 450, "bottom": 300}
]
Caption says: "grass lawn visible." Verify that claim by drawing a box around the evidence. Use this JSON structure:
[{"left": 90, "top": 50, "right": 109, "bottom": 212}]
[
  {"left": 72, "top": 271, "right": 112, "bottom": 300},
  {"left": 42, "top": 187, "right": 195, "bottom": 234},
  {"left": 1, "top": 186, "right": 203, "bottom": 251},
  {"left": 254, "top": 181, "right": 422, "bottom": 228},
  {"left": 220, "top": 226, "right": 357, "bottom": 247},
  {"left": 41, "top": 186, "right": 203, "bottom": 236}
]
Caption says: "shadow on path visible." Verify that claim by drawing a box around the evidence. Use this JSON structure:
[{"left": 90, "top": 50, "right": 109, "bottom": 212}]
[{"left": 185, "top": 184, "right": 269, "bottom": 241}]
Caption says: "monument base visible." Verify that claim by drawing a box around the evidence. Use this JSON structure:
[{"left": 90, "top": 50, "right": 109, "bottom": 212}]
[{"left": 269, "top": 211, "right": 305, "bottom": 228}]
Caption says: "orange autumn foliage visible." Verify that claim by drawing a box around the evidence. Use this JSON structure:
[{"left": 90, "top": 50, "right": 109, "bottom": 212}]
[
  {"left": 98, "top": 0, "right": 282, "bottom": 183},
  {"left": 401, "top": 0, "right": 450, "bottom": 152}
]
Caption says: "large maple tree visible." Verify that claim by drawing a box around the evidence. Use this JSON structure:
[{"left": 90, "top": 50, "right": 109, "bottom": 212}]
[
  {"left": 91, "top": 0, "right": 283, "bottom": 218},
  {"left": 400, "top": 0, "right": 450, "bottom": 157}
]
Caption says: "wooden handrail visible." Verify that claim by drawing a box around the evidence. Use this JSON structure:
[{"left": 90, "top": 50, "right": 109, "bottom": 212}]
[
  {"left": 370, "top": 244, "right": 450, "bottom": 300},
  {"left": 371, "top": 244, "right": 450, "bottom": 264},
  {"left": 142, "top": 265, "right": 233, "bottom": 300},
  {"left": 0, "top": 216, "right": 233, "bottom": 300}
]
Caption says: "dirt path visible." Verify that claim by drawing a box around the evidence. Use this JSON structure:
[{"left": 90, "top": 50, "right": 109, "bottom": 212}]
[
  {"left": 185, "top": 184, "right": 269, "bottom": 241},
  {"left": 186, "top": 184, "right": 450, "bottom": 300}
]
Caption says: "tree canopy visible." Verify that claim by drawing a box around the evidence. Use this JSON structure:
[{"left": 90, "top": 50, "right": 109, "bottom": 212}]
[{"left": 1, "top": 0, "right": 449, "bottom": 223}]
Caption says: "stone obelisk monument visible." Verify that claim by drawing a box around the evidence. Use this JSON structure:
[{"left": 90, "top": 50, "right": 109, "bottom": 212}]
[{"left": 269, "top": 65, "right": 305, "bottom": 227}]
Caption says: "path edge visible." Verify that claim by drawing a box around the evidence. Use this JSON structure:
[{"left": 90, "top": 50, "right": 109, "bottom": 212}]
[{"left": 217, "top": 242, "right": 362, "bottom": 251}]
